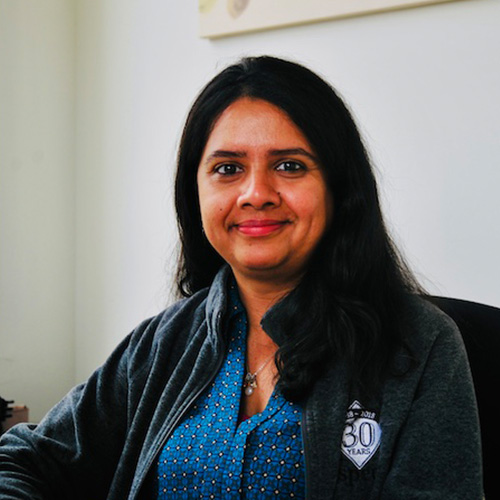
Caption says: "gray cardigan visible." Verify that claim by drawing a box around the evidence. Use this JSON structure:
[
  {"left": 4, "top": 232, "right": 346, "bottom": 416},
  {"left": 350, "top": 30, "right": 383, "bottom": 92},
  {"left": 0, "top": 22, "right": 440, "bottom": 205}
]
[{"left": 0, "top": 267, "right": 483, "bottom": 499}]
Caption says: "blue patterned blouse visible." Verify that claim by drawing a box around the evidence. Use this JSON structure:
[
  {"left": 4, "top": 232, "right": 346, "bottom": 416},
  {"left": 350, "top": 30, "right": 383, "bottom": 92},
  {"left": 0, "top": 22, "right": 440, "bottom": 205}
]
[{"left": 155, "top": 285, "right": 305, "bottom": 498}]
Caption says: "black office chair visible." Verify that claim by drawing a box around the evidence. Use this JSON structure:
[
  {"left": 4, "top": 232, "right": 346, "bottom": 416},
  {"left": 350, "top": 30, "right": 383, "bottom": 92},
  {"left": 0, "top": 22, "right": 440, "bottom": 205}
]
[
  {"left": 427, "top": 296, "right": 499, "bottom": 499},
  {"left": 0, "top": 397, "right": 14, "bottom": 436}
]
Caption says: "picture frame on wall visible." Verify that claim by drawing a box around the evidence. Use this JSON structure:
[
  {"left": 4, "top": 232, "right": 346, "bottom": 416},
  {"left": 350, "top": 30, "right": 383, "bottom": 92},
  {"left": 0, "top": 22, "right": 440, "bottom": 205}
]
[{"left": 199, "top": 0, "right": 459, "bottom": 38}]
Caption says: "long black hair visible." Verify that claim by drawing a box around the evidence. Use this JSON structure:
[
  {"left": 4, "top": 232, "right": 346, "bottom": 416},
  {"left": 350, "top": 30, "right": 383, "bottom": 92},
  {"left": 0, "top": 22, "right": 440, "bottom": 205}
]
[{"left": 175, "top": 56, "right": 423, "bottom": 400}]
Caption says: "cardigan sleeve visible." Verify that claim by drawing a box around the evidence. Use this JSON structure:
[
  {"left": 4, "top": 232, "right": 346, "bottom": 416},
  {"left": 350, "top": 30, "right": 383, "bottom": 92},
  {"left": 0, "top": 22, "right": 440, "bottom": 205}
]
[
  {"left": 379, "top": 319, "right": 484, "bottom": 499},
  {"left": 0, "top": 332, "right": 133, "bottom": 500}
]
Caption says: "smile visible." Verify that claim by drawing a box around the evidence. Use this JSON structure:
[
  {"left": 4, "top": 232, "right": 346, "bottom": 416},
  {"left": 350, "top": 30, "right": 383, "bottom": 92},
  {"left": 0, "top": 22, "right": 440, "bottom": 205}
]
[{"left": 233, "top": 219, "right": 289, "bottom": 236}]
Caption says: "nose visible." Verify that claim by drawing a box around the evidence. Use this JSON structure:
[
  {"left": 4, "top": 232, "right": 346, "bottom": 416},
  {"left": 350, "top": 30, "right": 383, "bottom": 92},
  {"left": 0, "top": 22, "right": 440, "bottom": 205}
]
[{"left": 237, "top": 168, "right": 281, "bottom": 210}]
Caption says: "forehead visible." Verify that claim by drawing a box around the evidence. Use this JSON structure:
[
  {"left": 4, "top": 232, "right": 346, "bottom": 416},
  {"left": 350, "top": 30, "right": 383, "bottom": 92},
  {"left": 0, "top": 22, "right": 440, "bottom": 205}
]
[{"left": 203, "top": 97, "right": 312, "bottom": 153}]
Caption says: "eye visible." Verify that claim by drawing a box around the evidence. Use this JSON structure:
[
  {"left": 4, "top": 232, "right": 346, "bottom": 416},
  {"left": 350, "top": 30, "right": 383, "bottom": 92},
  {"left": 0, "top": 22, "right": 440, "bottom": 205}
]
[
  {"left": 275, "top": 161, "right": 305, "bottom": 173},
  {"left": 213, "top": 163, "right": 243, "bottom": 176}
]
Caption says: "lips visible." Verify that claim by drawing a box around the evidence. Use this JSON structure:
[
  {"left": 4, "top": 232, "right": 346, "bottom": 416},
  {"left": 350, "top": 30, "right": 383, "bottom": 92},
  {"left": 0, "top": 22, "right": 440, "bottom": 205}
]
[{"left": 233, "top": 219, "right": 289, "bottom": 236}]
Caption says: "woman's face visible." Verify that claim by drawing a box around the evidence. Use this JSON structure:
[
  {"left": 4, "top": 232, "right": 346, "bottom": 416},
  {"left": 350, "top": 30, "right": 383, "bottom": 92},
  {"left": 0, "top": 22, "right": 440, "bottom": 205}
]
[{"left": 197, "top": 97, "right": 333, "bottom": 287}]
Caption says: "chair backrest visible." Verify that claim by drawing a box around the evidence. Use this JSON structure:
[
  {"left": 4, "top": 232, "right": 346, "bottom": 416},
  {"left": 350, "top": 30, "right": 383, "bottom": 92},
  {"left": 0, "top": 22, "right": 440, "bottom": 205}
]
[
  {"left": 0, "top": 397, "right": 14, "bottom": 436},
  {"left": 427, "top": 296, "right": 499, "bottom": 499}
]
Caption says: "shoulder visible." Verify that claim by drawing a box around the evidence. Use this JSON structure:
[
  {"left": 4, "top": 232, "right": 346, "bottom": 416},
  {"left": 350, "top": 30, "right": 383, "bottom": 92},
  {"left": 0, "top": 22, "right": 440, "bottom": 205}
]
[
  {"left": 377, "top": 297, "right": 482, "bottom": 497},
  {"left": 398, "top": 294, "right": 464, "bottom": 355},
  {"left": 126, "top": 287, "right": 212, "bottom": 357},
  {"left": 125, "top": 266, "right": 232, "bottom": 365},
  {"left": 394, "top": 295, "right": 473, "bottom": 393},
  {"left": 400, "top": 294, "right": 457, "bottom": 333}
]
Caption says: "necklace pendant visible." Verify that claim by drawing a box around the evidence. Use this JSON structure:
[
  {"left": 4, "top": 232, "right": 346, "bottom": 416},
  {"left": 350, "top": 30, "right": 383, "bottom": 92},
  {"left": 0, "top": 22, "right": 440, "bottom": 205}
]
[
  {"left": 244, "top": 372, "right": 257, "bottom": 397},
  {"left": 244, "top": 354, "right": 274, "bottom": 397}
]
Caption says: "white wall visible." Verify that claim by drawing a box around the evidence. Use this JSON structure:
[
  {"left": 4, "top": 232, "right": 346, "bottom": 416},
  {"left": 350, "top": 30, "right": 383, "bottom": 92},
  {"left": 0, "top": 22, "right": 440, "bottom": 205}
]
[
  {"left": 2, "top": 0, "right": 499, "bottom": 419},
  {"left": 75, "top": 0, "right": 500, "bottom": 382},
  {"left": 0, "top": 0, "right": 76, "bottom": 422}
]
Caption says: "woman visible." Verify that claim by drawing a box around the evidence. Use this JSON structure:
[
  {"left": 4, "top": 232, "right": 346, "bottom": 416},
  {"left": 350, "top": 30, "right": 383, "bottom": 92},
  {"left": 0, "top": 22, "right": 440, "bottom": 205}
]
[{"left": 0, "top": 56, "right": 482, "bottom": 499}]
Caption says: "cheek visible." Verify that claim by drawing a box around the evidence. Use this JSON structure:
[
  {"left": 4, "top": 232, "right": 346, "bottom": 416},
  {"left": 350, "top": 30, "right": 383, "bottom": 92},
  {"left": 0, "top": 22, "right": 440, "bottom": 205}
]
[
  {"left": 314, "top": 182, "right": 334, "bottom": 226},
  {"left": 323, "top": 191, "right": 335, "bottom": 227},
  {"left": 289, "top": 190, "right": 332, "bottom": 228},
  {"left": 197, "top": 192, "right": 216, "bottom": 240},
  {"left": 198, "top": 189, "right": 232, "bottom": 236}
]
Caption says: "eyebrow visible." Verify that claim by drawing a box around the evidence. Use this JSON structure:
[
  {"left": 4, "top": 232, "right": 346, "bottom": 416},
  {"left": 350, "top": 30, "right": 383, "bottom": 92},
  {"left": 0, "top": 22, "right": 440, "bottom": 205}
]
[
  {"left": 204, "top": 150, "right": 247, "bottom": 164},
  {"left": 204, "top": 147, "right": 318, "bottom": 164},
  {"left": 268, "top": 148, "right": 318, "bottom": 162}
]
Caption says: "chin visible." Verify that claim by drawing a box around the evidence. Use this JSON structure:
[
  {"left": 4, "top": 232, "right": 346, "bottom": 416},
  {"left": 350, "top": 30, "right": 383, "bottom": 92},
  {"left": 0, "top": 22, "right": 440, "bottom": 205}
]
[
  {"left": 235, "top": 259, "right": 301, "bottom": 282},
  {"left": 235, "top": 254, "right": 285, "bottom": 272}
]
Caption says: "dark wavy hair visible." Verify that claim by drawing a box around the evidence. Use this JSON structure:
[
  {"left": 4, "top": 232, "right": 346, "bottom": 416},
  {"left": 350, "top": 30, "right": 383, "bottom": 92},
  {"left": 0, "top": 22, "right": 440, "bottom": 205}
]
[{"left": 175, "top": 56, "right": 423, "bottom": 401}]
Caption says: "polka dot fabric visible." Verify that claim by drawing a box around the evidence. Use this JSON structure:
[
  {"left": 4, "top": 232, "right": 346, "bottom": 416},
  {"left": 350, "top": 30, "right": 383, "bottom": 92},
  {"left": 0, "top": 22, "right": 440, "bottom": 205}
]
[{"left": 156, "top": 286, "right": 305, "bottom": 498}]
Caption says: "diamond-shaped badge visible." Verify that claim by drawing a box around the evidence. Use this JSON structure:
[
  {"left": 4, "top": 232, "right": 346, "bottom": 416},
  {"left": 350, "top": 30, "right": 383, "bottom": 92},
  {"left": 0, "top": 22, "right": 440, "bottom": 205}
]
[{"left": 341, "top": 400, "right": 382, "bottom": 470}]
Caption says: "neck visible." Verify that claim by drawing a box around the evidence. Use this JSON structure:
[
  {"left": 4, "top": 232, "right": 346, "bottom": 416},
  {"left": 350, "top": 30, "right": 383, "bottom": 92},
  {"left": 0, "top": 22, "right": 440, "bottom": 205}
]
[{"left": 232, "top": 271, "right": 297, "bottom": 338}]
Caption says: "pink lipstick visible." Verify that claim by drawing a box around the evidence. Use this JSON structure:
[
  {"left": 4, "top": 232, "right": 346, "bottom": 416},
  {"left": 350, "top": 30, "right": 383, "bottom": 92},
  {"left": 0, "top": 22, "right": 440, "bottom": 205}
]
[{"left": 234, "top": 219, "right": 288, "bottom": 236}]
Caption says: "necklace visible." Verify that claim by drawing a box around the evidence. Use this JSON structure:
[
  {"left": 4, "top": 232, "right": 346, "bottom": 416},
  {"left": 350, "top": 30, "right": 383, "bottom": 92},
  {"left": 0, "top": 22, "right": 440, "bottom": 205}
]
[{"left": 243, "top": 354, "right": 275, "bottom": 396}]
